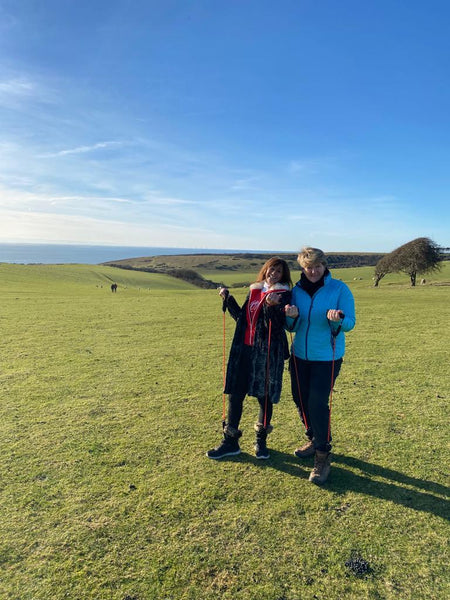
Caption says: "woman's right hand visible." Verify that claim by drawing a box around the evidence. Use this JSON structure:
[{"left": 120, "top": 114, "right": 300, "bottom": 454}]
[
  {"left": 218, "top": 287, "right": 229, "bottom": 300},
  {"left": 285, "top": 304, "right": 299, "bottom": 318}
]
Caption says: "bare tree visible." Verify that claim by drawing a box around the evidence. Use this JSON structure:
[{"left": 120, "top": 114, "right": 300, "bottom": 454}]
[{"left": 374, "top": 237, "right": 444, "bottom": 286}]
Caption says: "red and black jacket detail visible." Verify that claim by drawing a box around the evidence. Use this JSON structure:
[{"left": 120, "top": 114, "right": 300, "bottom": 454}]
[{"left": 222, "top": 282, "right": 291, "bottom": 404}]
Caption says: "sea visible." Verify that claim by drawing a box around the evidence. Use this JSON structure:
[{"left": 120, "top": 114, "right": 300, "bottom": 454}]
[{"left": 0, "top": 243, "right": 273, "bottom": 265}]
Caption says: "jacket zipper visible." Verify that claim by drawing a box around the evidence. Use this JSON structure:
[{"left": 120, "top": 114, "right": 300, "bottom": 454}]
[
  {"left": 303, "top": 286, "right": 323, "bottom": 360},
  {"left": 305, "top": 297, "right": 314, "bottom": 360}
]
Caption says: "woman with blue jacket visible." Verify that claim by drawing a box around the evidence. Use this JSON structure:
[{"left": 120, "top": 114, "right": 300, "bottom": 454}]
[{"left": 285, "top": 247, "right": 355, "bottom": 484}]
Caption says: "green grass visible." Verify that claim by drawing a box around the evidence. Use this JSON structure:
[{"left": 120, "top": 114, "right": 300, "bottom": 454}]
[
  {"left": 0, "top": 263, "right": 197, "bottom": 293},
  {"left": 0, "top": 262, "right": 449, "bottom": 599}
]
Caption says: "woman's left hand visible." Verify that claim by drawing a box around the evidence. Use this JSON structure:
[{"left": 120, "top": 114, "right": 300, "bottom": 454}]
[
  {"left": 327, "top": 309, "right": 344, "bottom": 322},
  {"left": 285, "top": 304, "right": 299, "bottom": 318},
  {"left": 265, "top": 292, "right": 281, "bottom": 306}
]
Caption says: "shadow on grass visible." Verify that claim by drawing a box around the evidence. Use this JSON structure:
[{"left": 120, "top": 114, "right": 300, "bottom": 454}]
[{"left": 233, "top": 450, "right": 449, "bottom": 520}]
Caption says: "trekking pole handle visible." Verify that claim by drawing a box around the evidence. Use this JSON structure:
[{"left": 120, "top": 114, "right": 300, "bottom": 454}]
[
  {"left": 327, "top": 310, "right": 345, "bottom": 320},
  {"left": 219, "top": 287, "right": 229, "bottom": 312}
]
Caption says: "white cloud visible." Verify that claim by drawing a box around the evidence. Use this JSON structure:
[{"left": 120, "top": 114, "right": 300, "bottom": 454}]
[
  {"left": 230, "top": 176, "right": 262, "bottom": 191},
  {"left": 0, "top": 78, "right": 35, "bottom": 97},
  {"left": 0, "top": 191, "right": 135, "bottom": 209},
  {"left": 0, "top": 209, "right": 233, "bottom": 247},
  {"left": 0, "top": 184, "right": 211, "bottom": 243},
  {"left": 142, "top": 193, "right": 197, "bottom": 206},
  {"left": 288, "top": 160, "right": 309, "bottom": 173},
  {"left": 0, "top": 77, "right": 37, "bottom": 109},
  {"left": 42, "top": 141, "right": 125, "bottom": 157},
  {"left": 46, "top": 195, "right": 134, "bottom": 205},
  {"left": 289, "top": 214, "right": 318, "bottom": 222},
  {"left": 0, "top": 74, "right": 58, "bottom": 107},
  {"left": 287, "top": 159, "right": 322, "bottom": 175}
]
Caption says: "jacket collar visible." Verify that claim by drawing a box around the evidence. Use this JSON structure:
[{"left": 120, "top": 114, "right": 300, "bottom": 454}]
[
  {"left": 250, "top": 281, "right": 290, "bottom": 291},
  {"left": 296, "top": 270, "right": 331, "bottom": 291}
]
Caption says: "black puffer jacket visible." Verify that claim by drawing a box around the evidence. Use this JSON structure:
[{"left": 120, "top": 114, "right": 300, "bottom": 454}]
[{"left": 223, "top": 284, "right": 291, "bottom": 404}]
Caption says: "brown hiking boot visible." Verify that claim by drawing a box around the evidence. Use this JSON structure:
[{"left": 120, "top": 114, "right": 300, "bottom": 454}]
[
  {"left": 294, "top": 440, "right": 315, "bottom": 458},
  {"left": 309, "top": 451, "right": 331, "bottom": 484}
]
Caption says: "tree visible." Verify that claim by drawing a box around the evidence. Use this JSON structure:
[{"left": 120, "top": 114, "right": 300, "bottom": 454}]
[
  {"left": 373, "top": 254, "right": 394, "bottom": 287},
  {"left": 374, "top": 237, "right": 444, "bottom": 286}
]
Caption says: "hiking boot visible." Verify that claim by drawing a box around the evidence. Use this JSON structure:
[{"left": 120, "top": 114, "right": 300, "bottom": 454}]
[
  {"left": 309, "top": 451, "right": 331, "bottom": 484},
  {"left": 254, "top": 422, "right": 272, "bottom": 460},
  {"left": 294, "top": 439, "right": 315, "bottom": 458},
  {"left": 207, "top": 425, "right": 242, "bottom": 459}
]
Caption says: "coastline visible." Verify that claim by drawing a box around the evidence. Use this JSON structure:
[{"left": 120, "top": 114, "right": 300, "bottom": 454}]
[{"left": 0, "top": 243, "right": 275, "bottom": 265}]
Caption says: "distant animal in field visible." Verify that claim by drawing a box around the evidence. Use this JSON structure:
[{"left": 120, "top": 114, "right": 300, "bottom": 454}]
[
  {"left": 111, "top": 283, "right": 117, "bottom": 293},
  {"left": 420, "top": 278, "right": 426, "bottom": 285}
]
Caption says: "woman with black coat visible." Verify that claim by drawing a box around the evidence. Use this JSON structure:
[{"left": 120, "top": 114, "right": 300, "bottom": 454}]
[{"left": 207, "top": 257, "right": 292, "bottom": 460}]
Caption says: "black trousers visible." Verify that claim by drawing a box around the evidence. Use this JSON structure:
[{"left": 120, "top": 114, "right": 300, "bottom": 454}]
[
  {"left": 227, "top": 345, "right": 273, "bottom": 429},
  {"left": 290, "top": 355, "right": 342, "bottom": 452}
]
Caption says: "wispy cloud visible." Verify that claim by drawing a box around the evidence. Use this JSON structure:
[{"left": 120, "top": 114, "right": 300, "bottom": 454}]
[
  {"left": 0, "top": 188, "right": 134, "bottom": 217},
  {"left": 42, "top": 141, "right": 124, "bottom": 157},
  {"left": 230, "top": 176, "right": 262, "bottom": 191},
  {"left": 288, "top": 160, "right": 311, "bottom": 174},
  {"left": 289, "top": 214, "right": 319, "bottom": 222},
  {"left": 0, "top": 77, "right": 39, "bottom": 109},
  {"left": 142, "top": 193, "right": 198, "bottom": 206},
  {"left": 0, "top": 73, "right": 58, "bottom": 107},
  {"left": 0, "top": 78, "right": 35, "bottom": 97},
  {"left": 0, "top": 209, "right": 233, "bottom": 247},
  {"left": 287, "top": 157, "right": 334, "bottom": 176},
  {"left": 46, "top": 195, "right": 134, "bottom": 205}
]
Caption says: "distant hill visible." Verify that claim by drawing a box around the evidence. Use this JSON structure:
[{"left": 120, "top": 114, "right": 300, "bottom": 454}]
[
  {"left": 102, "top": 252, "right": 385, "bottom": 288},
  {"left": 103, "top": 251, "right": 385, "bottom": 270}
]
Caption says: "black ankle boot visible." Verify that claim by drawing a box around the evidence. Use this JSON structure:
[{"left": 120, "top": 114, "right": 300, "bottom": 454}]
[
  {"left": 254, "top": 422, "right": 273, "bottom": 460},
  {"left": 207, "top": 425, "right": 242, "bottom": 459}
]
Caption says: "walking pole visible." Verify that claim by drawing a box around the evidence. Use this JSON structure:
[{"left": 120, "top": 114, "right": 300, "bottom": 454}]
[
  {"left": 289, "top": 332, "right": 309, "bottom": 432},
  {"left": 327, "top": 311, "right": 344, "bottom": 443},
  {"left": 221, "top": 289, "right": 229, "bottom": 428},
  {"left": 327, "top": 337, "right": 336, "bottom": 443},
  {"left": 263, "top": 319, "right": 273, "bottom": 428}
]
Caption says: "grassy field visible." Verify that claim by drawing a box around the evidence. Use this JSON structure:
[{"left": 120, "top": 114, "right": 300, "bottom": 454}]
[{"left": 0, "top": 261, "right": 449, "bottom": 599}]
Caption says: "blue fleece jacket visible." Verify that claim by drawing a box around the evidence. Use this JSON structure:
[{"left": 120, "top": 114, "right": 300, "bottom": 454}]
[{"left": 287, "top": 272, "right": 356, "bottom": 361}]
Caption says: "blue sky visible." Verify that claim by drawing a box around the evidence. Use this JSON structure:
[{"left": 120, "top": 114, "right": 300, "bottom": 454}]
[{"left": 0, "top": 0, "right": 449, "bottom": 252}]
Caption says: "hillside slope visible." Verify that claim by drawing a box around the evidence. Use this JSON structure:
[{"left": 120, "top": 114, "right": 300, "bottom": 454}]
[
  {"left": 0, "top": 263, "right": 197, "bottom": 294},
  {"left": 103, "top": 251, "right": 385, "bottom": 273}
]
